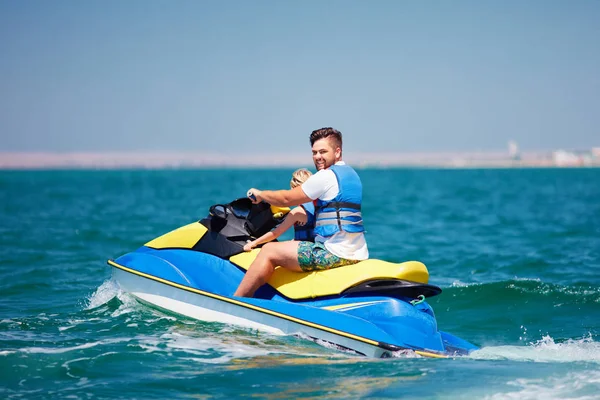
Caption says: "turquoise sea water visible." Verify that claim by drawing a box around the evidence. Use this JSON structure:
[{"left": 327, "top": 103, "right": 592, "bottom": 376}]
[{"left": 1, "top": 168, "right": 599, "bottom": 399}]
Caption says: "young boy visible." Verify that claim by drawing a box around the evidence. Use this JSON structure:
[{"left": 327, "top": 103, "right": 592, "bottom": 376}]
[{"left": 243, "top": 169, "right": 315, "bottom": 251}]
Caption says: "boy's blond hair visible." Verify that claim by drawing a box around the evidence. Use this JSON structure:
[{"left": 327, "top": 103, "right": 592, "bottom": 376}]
[{"left": 290, "top": 168, "right": 312, "bottom": 188}]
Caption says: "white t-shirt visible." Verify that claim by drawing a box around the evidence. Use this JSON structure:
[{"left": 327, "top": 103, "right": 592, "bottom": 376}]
[{"left": 301, "top": 161, "right": 369, "bottom": 260}]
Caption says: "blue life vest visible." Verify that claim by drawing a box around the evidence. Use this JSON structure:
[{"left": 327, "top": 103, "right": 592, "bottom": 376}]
[
  {"left": 294, "top": 201, "right": 316, "bottom": 242},
  {"left": 314, "top": 164, "right": 364, "bottom": 238}
]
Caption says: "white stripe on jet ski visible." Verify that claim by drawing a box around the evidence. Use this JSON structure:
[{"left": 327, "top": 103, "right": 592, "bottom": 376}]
[{"left": 322, "top": 300, "right": 387, "bottom": 312}]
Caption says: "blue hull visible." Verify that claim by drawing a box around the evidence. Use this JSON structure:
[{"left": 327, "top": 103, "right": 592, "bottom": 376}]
[{"left": 111, "top": 247, "right": 478, "bottom": 357}]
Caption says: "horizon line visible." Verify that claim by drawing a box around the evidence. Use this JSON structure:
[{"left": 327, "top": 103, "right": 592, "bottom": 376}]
[{"left": 0, "top": 149, "right": 598, "bottom": 169}]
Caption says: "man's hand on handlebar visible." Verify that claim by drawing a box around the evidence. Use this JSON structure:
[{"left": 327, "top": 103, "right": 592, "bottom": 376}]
[{"left": 247, "top": 188, "right": 263, "bottom": 204}]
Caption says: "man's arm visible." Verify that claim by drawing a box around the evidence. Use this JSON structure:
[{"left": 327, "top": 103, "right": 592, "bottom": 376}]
[{"left": 249, "top": 186, "right": 312, "bottom": 207}]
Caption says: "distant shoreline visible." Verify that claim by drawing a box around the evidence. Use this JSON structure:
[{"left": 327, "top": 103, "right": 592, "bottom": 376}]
[{"left": 0, "top": 151, "right": 599, "bottom": 169}]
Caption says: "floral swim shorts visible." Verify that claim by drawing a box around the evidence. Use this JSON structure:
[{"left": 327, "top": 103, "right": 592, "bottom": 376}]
[{"left": 297, "top": 241, "right": 360, "bottom": 272}]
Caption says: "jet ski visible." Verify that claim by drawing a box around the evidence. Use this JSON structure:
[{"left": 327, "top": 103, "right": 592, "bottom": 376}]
[{"left": 108, "top": 197, "right": 478, "bottom": 358}]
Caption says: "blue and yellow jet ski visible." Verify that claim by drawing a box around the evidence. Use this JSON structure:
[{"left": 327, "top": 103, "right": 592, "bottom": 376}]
[{"left": 108, "top": 198, "right": 478, "bottom": 358}]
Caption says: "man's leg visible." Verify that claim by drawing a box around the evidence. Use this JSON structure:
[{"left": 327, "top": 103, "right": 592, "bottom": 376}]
[{"left": 234, "top": 241, "right": 301, "bottom": 297}]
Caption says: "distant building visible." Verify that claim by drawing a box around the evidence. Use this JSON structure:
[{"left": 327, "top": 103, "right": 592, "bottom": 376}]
[
  {"left": 553, "top": 150, "right": 582, "bottom": 167},
  {"left": 508, "top": 140, "right": 520, "bottom": 161}
]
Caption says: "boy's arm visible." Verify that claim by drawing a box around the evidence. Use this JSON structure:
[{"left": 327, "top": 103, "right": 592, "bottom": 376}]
[{"left": 243, "top": 209, "right": 304, "bottom": 251}]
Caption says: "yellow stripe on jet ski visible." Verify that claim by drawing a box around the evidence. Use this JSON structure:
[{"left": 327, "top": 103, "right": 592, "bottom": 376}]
[
  {"left": 230, "top": 251, "right": 429, "bottom": 300},
  {"left": 145, "top": 222, "right": 207, "bottom": 249},
  {"left": 415, "top": 350, "right": 448, "bottom": 358}
]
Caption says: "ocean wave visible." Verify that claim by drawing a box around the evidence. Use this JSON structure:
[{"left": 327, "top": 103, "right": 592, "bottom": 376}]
[
  {"left": 85, "top": 279, "right": 121, "bottom": 310},
  {"left": 85, "top": 279, "right": 146, "bottom": 320},
  {"left": 506, "top": 279, "right": 600, "bottom": 300},
  {"left": 484, "top": 369, "right": 600, "bottom": 400},
  {"left": 16, "top": 338, "right": 131, "bottom": 355},
  {"left": 146, "top": 328, "right": 326, "bottom": 362},
  {"left": 20, "top": 342, "right": 102, "bottom": 354},
  {"left": 441, "top": 279, "right": 600, "bottom": 304},
  {"left": 471, "top": 335, "right": 600, "bottom": 364}
]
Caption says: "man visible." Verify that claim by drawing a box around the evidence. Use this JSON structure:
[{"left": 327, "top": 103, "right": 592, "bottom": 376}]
[{"left": 233, "top": 127, "right": 369, "bottom": 297}]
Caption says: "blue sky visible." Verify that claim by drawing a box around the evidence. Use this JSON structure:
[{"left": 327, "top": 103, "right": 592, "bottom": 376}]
[{"left": 1, "top": 0, "right": 599, "bottom": 154}]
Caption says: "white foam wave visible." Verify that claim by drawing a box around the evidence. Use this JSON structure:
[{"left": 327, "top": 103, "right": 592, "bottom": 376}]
[
  {"left": 21, "top": 342, "right": 101, "bottom": 354},
  {"left": 450, "top": 280, "right": 474, "bottom": 288},
  {"left": 391, "top": 349, "right": 422, "bottom": 358},
  {"left": 471, "top": 335, "right": 600, "bottom": 364},
  {"left": 85, "top": 279, "right": 145, "bottom": 320},
  {"left": 507, "top": 280, "right": 600, "bottom": 298},
  {"left": 61, "top": 357, "right": 91, "bottom": 378},
  {"left": 58, "top": 318, "right": 101, "bottom": 332},
  {"left": 0, "top": 319, "right": 22, "bottom": 326},
  {"left": 126, "top": 328, "right": 328, "bottom": 364},
  {"left": 16, "top": 338, "right": 130, "bottom": 355},
  {"left": 511, "top": 277, "right": 542, "bottom": 283},
  {"left": 85, "top": 280, "right": 120, "bottom": 309},
  {"left": 164, "top": 330, "right": 292, "bottom": 361},
  {"left": 485, "top": 370, "right": 600, "bottom": 400}
]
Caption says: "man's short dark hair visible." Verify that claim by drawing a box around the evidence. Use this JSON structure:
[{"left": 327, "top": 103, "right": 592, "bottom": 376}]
[{"left": 309, "top": 127, "right": 343, "bottom": 149}]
